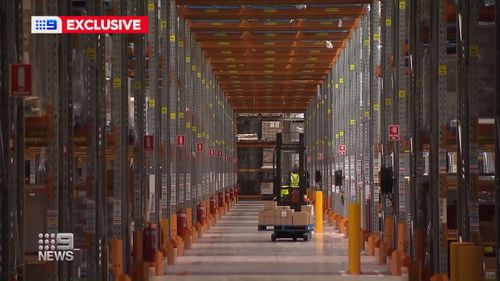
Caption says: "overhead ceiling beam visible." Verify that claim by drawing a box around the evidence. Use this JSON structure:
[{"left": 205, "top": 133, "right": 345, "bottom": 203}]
[
  {"left": 194, "top": 31, "right": 348, "bottom": 41},
  {"left": 189, "top": 19, "right": 356, "bottom": 31},
  {"left": 177, "top": 0, "right": 371, "bottom": 5},
  {"left": 199, "top": 41, "right": 342, "bottom": 49},
  {"left": 179, "top": 6, "right": 365, "bottom": 19}
]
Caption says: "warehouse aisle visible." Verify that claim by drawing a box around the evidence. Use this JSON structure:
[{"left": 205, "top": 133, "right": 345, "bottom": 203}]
[{"left": 154, "top": 201, "right": 407, "bottom": 281}]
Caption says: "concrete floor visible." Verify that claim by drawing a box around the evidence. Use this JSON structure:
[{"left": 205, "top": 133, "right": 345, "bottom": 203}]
[{"left": 154, "top": 201, "right": 407, "bottom": 281}]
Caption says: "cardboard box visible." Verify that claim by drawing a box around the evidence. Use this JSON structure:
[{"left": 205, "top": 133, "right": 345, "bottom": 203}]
[
  {"left": 277, "top": 205, "right": 290, "bottom": 210},
  {"left": 258, "top": 209, "right": 277, "bottom": 225},
  {"left": 275, "top": 209, "right": 294, "bottom": 225},
  {"left": 264, "top": 201, "right": 277, "bottom": 210},
  {"left": 293, "top": 212, "right": 312, "bottom": 225},
  {"left": 301, "top": 205, "right": 314, "bottom": 214}
]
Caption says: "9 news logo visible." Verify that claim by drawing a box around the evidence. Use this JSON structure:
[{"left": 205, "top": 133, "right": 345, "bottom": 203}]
[
  {"left": 31, "top": 17, "right": 62, "bottom": 34},
  {"left": 38, "top": 233, "right": 77, "bottom": 262}
]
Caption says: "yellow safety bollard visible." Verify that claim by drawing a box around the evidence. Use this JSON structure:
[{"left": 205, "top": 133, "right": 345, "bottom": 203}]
[
  {"left": 450, "top": 242, "right": 483, "bottom": 281},
  {"left": 315, "top": 191, "right": 323, "bottom": 233},
  {"left": 348, "top": 203, "right": 361, "bottom": 274}
]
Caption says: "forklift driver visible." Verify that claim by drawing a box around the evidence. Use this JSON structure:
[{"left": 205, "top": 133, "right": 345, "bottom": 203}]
[{"left": 290, "top": 165, "right": 300, "bottom": 189}]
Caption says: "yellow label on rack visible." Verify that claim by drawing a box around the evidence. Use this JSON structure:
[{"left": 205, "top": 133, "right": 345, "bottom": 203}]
[
  {"left": 191, "top": 65, "right": 196, "bottom": 71},
  {"left": 317, "top": 32, "right": 328, "bottom": 36},
  {"left": 386, "top": 19, "right": 392, "bottom": 26},
  {"left": 470, "top": 45, "right": 479, "bottom": 57},
  {"left": 210, "top": 21, "right": 223, "bottom": 26},
  {"left": 218, "top": 41, "right": 230, "bottom": 46},
  {"left": 264, "top": 8, "right": 277, "bottom": 13},
  {"left": 197, "top": 133, "right": 201, "bottom": 139},
  {"left": 325, "top": 7, "right": 339, "bottom": 12},
  {"left": 265, "top": 58, "right": 275, "bottom": 61},
  {"left": 320, "top": 20, "right": 333, "bottom": 25},
  {"left": 113, "top": 77, "right": 121, "bottom": 88},
  {"left": 400, "top": 1, "right": 406, "bottom": 9},
  {"left": 161, "top": 21, "right": 167, "bottom": 29},
  {"left": 339, "top": 131, "right": 344, "bottom": 137},
  {"left": 209, "top": 103, "right": 213, "bottom": 108},
  {"left": 169, "top": 35, "right": 175, "bottom": 42},
  {"left": 364, "top": 39, "right": 370, "bottom": 46},
  {"left": 179, "top": 112, "right": 184, "bottom": 119},
  {"left": 205, "top": 8, "right": 219, "bottom": 13},
  {"left": 439, "top": 64, "right": 447, "bottom": 75},
  {"left": 350, "top": 119, "right": 355, "bottom": 125},
  {"left": 399, "top": 89, "right": 406, "bottom": 98},
  {"left": 265, "top": 50, "right": 275, "bottom": 54},
  {"left": 197, "top": 72, "right": 201, "bottom": 78},
  {"left": 86, "top": 48, "right": 96, "bottom": 60},
  {"left": 178, "top": 40, "right": 184, "bottom": 48},
  {"left": 350, "top": 64, "right": 355, "bottom": 70},
  {"left": 192, "top": 126, "right": 196, "bottom": 131},
  {"left": 225, "top": 58, "right": 235, "bottom": 61},
  {"left": 148, "top": 2, "right": 155, "bottom": 11},
  {"left": 339, "top": 78, "right": 344, "bottom": 84},
  {"left": 170, "top": 112, "right": 176, "bottom": 120},
  {"left": 264, "top": 21, "right": 277, "bottom": 26},
  {"left": 307, "top": 57, "right": 317, "bottom": 61},
  {"left": 385, "top": 98, "right": 392, "bottom": 105},
  {"left": 373, "top": 33, "right": 380, "bottom": 41},
  {"left": 264, "top": 41, "right": 275, "bottom": 46},
  {"left": 202, "top": 132, "right": 207, "bottom": 138},
  {"left": 365, "top": 111, "right": 370, "bottom": 117},
  {"left": 201, "top": 79, "right": 205, "bottom": 84},
  {"left": 148, "top": 99, "right": 155, "bottom": 108},
  {"left": 221, "top": 50, "right": 232, "bottom": 54},
  {"left": 264, "top": 33, "right": 276, "bottom": 37},
  {"left": 186, "top": 122, "right": 191, "bottom": 129},
  {"left": 335, "top": 133, "right": 339, "bottom": 139},
  {"left": 185, "top": 56, "right": 190, "bottom": 63},
  {"left": 310, "top": 49, "right": 320, "bottom": 54},
  {"left": 335, "top": 83, "right": 339, "bottom": 89},
  {"left": 215, "top": 32, "right": 226, "bottom": 37},
  {"left": 133, "top": 81, "right": 141, "bottom": 90},
  {"left": 374, "top": 103, "right": 379, "bottom": 111},
  {"left": 161, "top": 107, "right": 167, "bottom": 114},
  {"left": 416, "top": 79, "right": 423, "bottom": 88}
]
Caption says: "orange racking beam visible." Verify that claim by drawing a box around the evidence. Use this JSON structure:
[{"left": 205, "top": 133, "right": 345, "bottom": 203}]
[
  {"left": 177, "top": 0, "right": 372, "bottom": 5},
  {"left": 179, "top": 6, "right": 365, "bottom": 20},
  {"left": 218, "top": 80, "right": 321, "bottom": 85},
  {"left": 209, "top": 57, "right": 337, "bottom": 64},
  {"left": 212, "top": 64, "right": 332, "bottom": 70},
  {"left": 188, "top": 19, "right": 356, "bottom": 31},
  {"left": 215, "top": 70, "right": 327, "bottom": 75},
  {"left": 194, "top": 31, "right": 349, "bottom": 41},
  {"left": 199, "top": 41, "right": 342, "bottom": 49}
]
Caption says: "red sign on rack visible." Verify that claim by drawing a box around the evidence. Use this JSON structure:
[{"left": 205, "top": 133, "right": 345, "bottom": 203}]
[
  {"left": 144, "top": 135, "right": 153, "bottom": 151},
  {"left": 196, "top": 143, "right": 203, "bottom": 152},
  {"left": 317, "top": 152, "right": 324, "bottom": 160},
  {"left": 225, "top": 155, "right": 229, "bottom": 161},
  {"left": 388, "top": 125, "right": 400, "bottom": 141},
  {"left": 10, "top": 64, "right": 32, "bottom": 96},
  {"left": 209, "top": 148, "right": 215, "bottom": 156},
  {"left": 338, "top": 144, "right": 346, "bottom": 155},
  {"left": 177, "top": 135, "right": 185, "bottom": 147},
  {"left": 218, "top": 150, "right": 223, "bottom": 157}
]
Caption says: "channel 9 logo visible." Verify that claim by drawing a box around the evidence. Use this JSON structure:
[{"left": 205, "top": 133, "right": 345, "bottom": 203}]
[
  {"left": 31, "top": 16, "right": 62, "bottom": 34},
  {"left": 37, "top": 233, "right": 77, "bottom": 262}
]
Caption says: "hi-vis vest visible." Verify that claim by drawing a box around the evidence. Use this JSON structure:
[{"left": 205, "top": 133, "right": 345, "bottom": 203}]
[{"left": 290, "top": 172, "right": 300, "bottom": 188}]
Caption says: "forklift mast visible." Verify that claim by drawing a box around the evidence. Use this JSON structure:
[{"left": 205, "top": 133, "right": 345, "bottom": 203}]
[{"left": 273, "top": 133, "right": 306, "bottom": 210}]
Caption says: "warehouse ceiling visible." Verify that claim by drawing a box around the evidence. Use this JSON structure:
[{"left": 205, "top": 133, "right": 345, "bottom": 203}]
[{"left": 177, "top": 0, "right": 370, "bottom": 113}]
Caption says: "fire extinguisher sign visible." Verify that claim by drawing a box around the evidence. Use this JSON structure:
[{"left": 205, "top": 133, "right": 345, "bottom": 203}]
[
  {"left": 209, "top": 148, "right": 215, "bottom": 156},
  {"left": 10, "top": 64, "right": 32, "bottom": 97},
  {"left": 177, "top": 135, "right": 185, "bottom": 147},
  {"left": 196, "top": 143, "right": 203, "bottom": 152}
]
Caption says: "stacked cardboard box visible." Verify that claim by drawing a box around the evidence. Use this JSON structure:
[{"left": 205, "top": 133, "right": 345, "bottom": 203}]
[
  {"left": 258, "top": 202, "right": 278, "bottom": 225},
  {"left": 275, "top": 209, "right": 294, "bottom": 225}
]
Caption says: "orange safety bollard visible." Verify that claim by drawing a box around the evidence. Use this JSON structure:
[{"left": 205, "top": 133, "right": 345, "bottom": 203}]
[
  {"left": 111, "top": 239, "right": 124, "bottom": 279},
  {"left": 397, "top": 222, "right": 407, "bottom": 251},
  {"left": 348, "top": 203, "right": 361, "bottom": 274},
  {"left": 390, "top": 249, "right": 402, "bottom": 276},
  {"left": 155, "top": 250, "right": 164, "bottom": 276}
]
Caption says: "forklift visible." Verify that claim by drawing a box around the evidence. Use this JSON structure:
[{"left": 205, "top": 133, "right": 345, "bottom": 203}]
[{"left": 272, "top": 132, "right": 307, "bottom": 211}]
